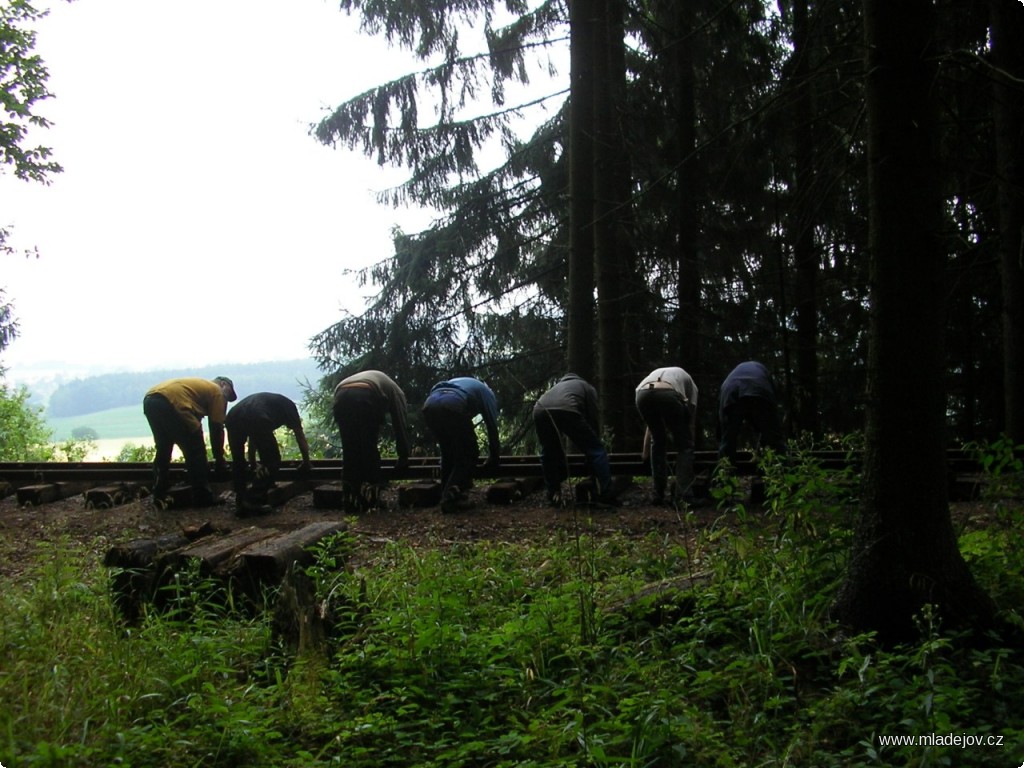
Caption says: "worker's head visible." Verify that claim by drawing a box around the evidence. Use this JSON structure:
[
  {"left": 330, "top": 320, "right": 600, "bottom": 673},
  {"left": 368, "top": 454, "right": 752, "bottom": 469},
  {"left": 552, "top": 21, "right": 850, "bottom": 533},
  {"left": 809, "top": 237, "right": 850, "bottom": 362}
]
[{"left": 213, "top": 376, "right": 237, "bottom": 402}]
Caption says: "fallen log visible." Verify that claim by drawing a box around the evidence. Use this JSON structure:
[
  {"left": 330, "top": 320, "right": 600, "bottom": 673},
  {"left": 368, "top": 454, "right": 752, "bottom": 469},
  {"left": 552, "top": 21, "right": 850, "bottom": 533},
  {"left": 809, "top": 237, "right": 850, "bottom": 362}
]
[
  {"left": 104, "top": 525, "right": 217, "bottom": 622},
  {"left": 157, "top": 526, "right": 277, "bottom": 576},
  {"left": 144, "top": 526, "right": 279, "bottom": 612},
  {"left": 105, "top": 531, "right": 194, "bottom": 570},
  {"left": 236, "top": 520, "right": 348, "bottom": 588},
  {"left": 105, "top": 521, "right": 350, "bottom": 619}
]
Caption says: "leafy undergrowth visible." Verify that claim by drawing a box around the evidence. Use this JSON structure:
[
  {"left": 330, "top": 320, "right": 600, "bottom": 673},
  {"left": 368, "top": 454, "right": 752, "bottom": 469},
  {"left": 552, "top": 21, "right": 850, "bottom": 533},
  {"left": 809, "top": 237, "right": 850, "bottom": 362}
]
[{"left": 2, "top": 443, "right": 1023, "bottom": 767}]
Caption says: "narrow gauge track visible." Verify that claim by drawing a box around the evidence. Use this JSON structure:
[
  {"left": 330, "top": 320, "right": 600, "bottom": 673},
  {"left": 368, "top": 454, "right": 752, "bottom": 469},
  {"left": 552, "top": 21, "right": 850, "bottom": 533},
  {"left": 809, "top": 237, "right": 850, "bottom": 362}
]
[{"left": 0, "top": 449, "right": 987, "bottom": 488}]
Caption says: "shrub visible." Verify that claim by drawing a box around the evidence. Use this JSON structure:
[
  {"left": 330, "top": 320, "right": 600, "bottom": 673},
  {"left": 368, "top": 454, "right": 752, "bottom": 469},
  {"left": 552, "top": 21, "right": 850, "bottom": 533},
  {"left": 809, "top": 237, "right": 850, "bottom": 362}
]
[
  {"left": 115, "top": 442, "right": 157, "bottom": 463},
  {"left": 0, "top": 381, "right": 54, "bottom": 460}
]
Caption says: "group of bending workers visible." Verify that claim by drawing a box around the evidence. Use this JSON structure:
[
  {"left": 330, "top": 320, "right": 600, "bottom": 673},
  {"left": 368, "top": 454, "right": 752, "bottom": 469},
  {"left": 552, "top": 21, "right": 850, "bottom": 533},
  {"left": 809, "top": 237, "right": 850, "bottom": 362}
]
[
  {"left": 142, "top": 378, "right": 312, "bottom": 514},
  {"left": 141, "top": 360, "right": 784, "bottom": 516},
  {"left": 535, "top": 361, "right": 787, "bottom": 508}
]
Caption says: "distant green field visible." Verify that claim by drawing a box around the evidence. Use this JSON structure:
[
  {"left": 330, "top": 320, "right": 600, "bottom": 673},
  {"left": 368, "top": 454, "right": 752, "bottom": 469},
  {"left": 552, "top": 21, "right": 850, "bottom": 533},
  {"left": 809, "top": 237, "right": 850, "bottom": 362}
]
[{"left": 46, "top": 405, "right": 150, "bottom": 442}]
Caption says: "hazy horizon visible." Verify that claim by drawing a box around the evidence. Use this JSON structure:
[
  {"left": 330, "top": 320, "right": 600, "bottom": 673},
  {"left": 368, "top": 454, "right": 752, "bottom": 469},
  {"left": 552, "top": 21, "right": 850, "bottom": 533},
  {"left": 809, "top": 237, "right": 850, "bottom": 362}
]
[{"left": 0, "top": 0, "right": 436, "bottom": 384}]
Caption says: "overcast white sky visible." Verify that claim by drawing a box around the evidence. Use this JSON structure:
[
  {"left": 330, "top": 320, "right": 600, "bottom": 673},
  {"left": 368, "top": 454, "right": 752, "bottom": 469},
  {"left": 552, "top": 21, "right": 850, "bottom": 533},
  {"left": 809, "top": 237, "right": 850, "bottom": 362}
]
[{"left": 1, "top": 0, "right": 434, "bottom": 384}]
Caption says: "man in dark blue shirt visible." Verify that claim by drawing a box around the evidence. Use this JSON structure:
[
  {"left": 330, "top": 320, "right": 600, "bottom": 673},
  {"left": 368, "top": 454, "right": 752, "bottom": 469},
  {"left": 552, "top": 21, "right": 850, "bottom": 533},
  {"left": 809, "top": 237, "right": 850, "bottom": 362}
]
[
  {"left": 422, "top": 376, "right": 501, "bottom": 513},
  {"left": 225, "top": 392, "right": 311, "bottom": 516},
  {"left": 718, "top": 361, "right": 787, "bottom": 463}
]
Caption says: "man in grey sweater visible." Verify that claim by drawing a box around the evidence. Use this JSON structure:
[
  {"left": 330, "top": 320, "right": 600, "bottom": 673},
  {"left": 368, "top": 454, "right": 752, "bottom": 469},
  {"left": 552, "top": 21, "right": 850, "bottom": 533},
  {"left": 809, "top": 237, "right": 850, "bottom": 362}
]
[{"left": 533, "top": 373, "right": 613, "bottom": 506}]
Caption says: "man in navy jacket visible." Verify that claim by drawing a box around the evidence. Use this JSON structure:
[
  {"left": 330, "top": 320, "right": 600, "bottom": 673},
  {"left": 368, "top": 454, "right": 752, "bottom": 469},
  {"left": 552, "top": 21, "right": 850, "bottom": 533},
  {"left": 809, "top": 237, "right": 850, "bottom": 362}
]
[{"left": 423, "top": 376, "right": 501, "bottom": 513}]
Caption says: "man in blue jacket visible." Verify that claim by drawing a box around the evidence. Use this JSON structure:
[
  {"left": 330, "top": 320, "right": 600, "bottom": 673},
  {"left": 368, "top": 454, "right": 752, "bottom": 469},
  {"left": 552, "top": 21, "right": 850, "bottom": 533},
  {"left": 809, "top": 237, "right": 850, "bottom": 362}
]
[{"left": 422, "top": 376, "right": 501, "bottom": 513}]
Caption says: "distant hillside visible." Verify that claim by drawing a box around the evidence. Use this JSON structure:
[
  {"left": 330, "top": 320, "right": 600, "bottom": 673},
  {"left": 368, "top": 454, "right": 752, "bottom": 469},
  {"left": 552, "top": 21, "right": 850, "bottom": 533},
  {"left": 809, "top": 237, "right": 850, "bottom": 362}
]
[
  {"left": 47, "top": 405, "right": 151, "bottom": 442},
  {"left": 46, "top": 359, "right": 324, "bottom": 418}
]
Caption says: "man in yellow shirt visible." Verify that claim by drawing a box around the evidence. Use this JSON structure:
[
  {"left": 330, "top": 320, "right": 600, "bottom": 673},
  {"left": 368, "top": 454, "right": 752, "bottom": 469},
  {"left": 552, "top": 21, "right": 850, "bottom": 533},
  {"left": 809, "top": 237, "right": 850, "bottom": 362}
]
[{"left": 142, "top": 376, "right": 237, "bottom": 508}]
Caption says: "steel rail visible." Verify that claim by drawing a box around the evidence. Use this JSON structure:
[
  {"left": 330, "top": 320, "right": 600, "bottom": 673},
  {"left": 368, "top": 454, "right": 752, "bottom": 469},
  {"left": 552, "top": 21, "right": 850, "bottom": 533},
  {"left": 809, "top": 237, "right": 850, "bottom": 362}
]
[{"left": 0, "top": 449, "right": 988, "bottom": 488}]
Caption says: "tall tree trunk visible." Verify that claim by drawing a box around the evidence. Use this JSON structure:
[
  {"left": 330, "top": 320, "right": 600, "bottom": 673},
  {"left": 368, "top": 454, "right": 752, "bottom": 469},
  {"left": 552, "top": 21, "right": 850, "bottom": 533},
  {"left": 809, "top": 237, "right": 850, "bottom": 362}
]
[
  {"left": 831, "top": 0, "right": 995, "bottom": 642},
  {"left": 675, "top": 2, "right": 701, "bottom": 376},
  {"left": 567, "top": 0, "right": 597, "bottom": 380},
  {"left": 792, "top": 0, "right": 819, "bottom": 436},
  {"left": 608, "top": 0, "right": 643, "bottom": 449},
  {"left": 594, "top": 0, "right": 631, "bottom": 449},
  {"left": 990, "top": 0, "right": 1024, "bottom": 444}
]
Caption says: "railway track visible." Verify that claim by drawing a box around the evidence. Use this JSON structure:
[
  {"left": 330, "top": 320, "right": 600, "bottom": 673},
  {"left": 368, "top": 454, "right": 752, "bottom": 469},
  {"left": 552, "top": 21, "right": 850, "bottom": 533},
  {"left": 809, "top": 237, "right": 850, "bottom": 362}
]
[
  {"left": 0, "top": 449, "right": 995, "bottom": 625},
  {"left": 0, "top": 449, "right": 987, "bottom": 500}
]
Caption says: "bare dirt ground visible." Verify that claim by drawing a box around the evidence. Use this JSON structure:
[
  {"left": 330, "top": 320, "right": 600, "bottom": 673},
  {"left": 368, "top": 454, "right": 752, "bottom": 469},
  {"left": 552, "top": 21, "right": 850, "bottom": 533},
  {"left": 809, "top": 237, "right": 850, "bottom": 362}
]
[
  {"left": 0, "top": 475, "right": 991, "bottom": 585},
  {"left": 0, "top": 478, "right": 740, "bottom": 583}
]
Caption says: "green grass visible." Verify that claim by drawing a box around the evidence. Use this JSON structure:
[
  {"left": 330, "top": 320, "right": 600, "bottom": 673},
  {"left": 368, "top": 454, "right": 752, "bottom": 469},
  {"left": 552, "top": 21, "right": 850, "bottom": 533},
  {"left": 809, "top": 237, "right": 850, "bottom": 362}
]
[
  {"left": 4, "top": 519, "right": 1023, "bottom": 767},
  {"left": 2, "top": 447, "right": 1023, "bottom": 767},
  {"left": 46, "top": 405, "right": 150, "bottom": 442}
]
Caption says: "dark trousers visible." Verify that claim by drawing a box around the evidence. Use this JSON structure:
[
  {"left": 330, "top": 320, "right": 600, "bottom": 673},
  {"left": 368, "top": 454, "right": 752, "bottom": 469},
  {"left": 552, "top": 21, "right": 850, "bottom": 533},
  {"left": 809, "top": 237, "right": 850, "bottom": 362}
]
[
  {"left": 719, "top": 396, "right": 786, "bottom": 462},
  {"left": 636, "top": 387, "right": 696, "bottom": 498},
  {"left": 143, "top": 393, "right": 210, "bottom": 498},
  {"left": 533, "top": 407, "right": 611, "bottom": 496},
  {"left": 333, "top": 387, "right": 387, "bottom": 493},
  {"left": 227, "top": 420, "right": 282, "bottom": 496},
  {"left": 423, "top": 391, "right": 478, "bottom": 496}
]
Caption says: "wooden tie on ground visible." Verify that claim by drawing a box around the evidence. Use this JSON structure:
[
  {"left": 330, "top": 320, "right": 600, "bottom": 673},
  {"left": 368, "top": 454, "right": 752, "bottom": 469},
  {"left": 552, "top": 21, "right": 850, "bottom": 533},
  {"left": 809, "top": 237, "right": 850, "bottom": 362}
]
[
  {"left": 104, "top": 519, "right": 347, "bottom": 621},
  {"left": 314, "top": 476, "right": 613, "bottom": 509},
  {"left": 0, "top": 451, "right": 995, "bottom": 513},
  {"left": 85, "top": 482, "right": 148, "bottom": 509},
  {"left": 312, "top": 482, "right": 352, "bottom": 509},
  {"left": 16, "top": 481, "right": 91, "bottom": 506},
  {"left": 486, "top": 476, "right": 546, "bottom": 504}
]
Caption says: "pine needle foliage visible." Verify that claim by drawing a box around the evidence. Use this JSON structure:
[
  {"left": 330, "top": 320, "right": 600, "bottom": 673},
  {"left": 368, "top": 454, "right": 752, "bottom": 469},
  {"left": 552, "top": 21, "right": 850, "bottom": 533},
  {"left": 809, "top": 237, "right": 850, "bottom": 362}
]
[{"left": 306, "top": 0, "right": 1017, "bottom": 449}]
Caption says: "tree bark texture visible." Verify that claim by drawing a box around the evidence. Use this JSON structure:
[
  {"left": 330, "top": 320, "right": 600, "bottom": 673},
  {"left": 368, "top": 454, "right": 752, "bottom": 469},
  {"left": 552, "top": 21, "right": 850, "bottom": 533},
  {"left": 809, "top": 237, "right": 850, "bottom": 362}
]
[
  {"left": 792, "top": 0, "right": 819, "bottom": 436},
  {"left": 594, "top": 0, "right": 633, "bottom": 449},
  {"left": 567, "top": 0, "right": 597, "bottom": 381},
  {"left": 990, "top": 0, "right": 1024, "bottom": 444},
  {"left": 831, "top": 0, "right": 995, "bottom": 642},
  {"left": 674, "top": 1, "right": 702, "bottom": 375}
]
